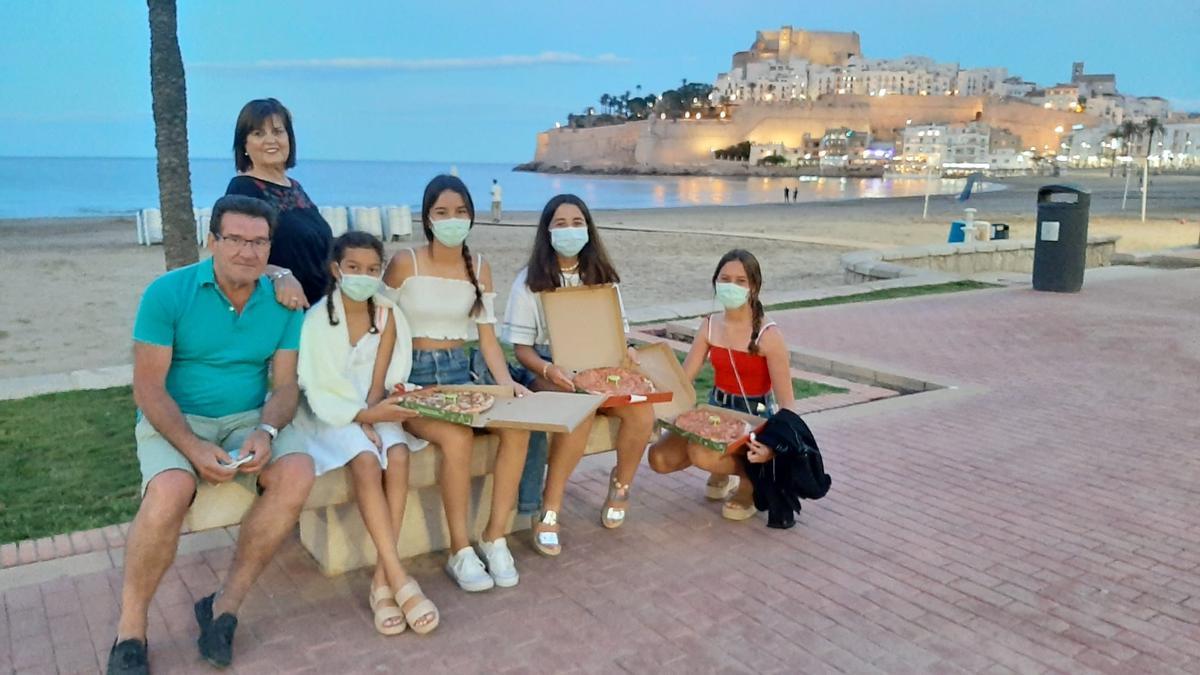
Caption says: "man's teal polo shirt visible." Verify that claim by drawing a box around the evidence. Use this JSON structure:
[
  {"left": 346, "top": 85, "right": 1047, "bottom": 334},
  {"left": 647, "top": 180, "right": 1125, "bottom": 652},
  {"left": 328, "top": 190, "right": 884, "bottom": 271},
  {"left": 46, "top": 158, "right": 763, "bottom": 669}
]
[{"left": 132, "top": 258, "right": 303, "bottom": 418}]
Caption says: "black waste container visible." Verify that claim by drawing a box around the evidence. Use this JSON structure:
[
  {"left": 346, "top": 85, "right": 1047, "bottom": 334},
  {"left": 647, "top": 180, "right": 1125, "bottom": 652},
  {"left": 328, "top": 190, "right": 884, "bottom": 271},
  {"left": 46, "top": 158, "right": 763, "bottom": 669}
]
[
  {"left": 991, "top": 223, "right": 1010, "bottom": 240},
  {"left": 1033, "top": 185, "right": 1090, "bottom": 292}
]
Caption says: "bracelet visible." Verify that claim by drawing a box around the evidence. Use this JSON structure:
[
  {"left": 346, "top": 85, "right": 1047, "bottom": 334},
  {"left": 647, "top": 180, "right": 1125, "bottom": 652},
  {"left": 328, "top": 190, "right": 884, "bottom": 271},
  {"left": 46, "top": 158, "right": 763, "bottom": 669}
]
[
  {"left": 270, "top": 268, "right": 292, "bottom": 281},
  {"left": 541, "top": 362, "right": 551, "bottom": 379}
]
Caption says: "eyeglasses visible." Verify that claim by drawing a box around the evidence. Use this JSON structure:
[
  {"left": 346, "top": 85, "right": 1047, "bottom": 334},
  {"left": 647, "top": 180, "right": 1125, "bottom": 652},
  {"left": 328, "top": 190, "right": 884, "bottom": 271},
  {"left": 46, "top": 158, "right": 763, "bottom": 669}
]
[{"left": 214, "top": 233, "right": 271, "bottom": 251}]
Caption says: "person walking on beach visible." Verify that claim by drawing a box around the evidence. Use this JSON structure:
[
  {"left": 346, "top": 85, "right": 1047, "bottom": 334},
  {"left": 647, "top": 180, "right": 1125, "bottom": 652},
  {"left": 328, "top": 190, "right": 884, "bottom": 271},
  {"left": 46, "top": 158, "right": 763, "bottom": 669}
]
[
  {"left": 490, "top": 178, "right": 503, "bottom": 223},
  {"left": 783, "top": 186, "right": 790, "bottom": 203},
  {"left": 225, "top": 98, "right": 333, "bottom": 309},
  {"left": 107, "top": 195, "right": 315, "bottom": 675}
]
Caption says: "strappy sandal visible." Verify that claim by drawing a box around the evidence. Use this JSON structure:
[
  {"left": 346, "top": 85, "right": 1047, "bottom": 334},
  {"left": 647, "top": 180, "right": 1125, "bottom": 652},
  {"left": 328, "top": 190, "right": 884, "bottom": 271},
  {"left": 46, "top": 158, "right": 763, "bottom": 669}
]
[
  {"left": 369, "top": 584, "right": 406, "bottom": 635},
  {"left": 395, "top": 578, "right": 439, "bottom": 635},
  {"left": 601, "top": 468, "right": 631, "bottom": 529},
  {"left": 705, "top": 475, "right": 738, "bottom": 501},
  {"left": 532, "top": 510, "right": 562, "bottom": 556},
  {"left": 722, "top": 492, "right": 757, "bottom": 521}
]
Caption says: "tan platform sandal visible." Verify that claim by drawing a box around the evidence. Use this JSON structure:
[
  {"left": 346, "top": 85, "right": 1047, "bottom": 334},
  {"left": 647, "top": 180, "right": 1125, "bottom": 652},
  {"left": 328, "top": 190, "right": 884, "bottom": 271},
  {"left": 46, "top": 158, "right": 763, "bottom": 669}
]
[
  {"left": 601, "top": 468, "right": 631, "bottom": 529},
  {"left": 396, "top": 578, "right": 439, "bottom": 635},
  {"left": 532, "top": 510, "right": 562, "bottom": 556},
  {"left": 369, "top": 585, "right": 406, "bottom": 635},
  {"left": 722, "top": 493, "right": 757, "bottom": 521},
  {"left": 705, "top": 474, "right": 739, "bottom": 501}
]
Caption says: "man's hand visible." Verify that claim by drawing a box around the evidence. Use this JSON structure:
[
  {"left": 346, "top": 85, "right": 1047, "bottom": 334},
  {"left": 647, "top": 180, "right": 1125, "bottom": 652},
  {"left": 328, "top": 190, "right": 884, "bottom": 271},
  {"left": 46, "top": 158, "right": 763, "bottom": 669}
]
[
  {"left": 272, "top": 273, "right": 308, "bottom": 310},
  {"left": 184, "top": 439, "right": 239, "bottom": 484},
  {"left": 236, "top": 429, "right": 273, "bottom": 473}
]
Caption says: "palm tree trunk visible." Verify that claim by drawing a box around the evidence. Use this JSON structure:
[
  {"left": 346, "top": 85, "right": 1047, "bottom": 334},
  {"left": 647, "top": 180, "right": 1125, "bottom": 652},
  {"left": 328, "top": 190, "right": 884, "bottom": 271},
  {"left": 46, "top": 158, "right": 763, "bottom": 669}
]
[{"left": 147, "top": 0, "right": 197, "bottom": 270}]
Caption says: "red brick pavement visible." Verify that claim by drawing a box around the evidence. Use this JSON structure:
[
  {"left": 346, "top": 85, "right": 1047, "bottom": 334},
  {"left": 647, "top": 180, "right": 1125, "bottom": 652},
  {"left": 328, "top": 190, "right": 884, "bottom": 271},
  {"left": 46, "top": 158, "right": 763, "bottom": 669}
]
[{"left": 2, "top": 268, "right": 1198, "bottom": 673}]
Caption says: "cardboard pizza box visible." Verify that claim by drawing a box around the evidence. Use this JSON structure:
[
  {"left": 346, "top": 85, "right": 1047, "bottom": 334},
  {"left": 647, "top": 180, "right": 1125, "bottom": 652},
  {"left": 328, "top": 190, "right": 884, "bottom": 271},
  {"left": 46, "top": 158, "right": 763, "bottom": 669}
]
[
  {"left": 397, "top": 384, "right": 604, "bottom": 433},
  {"left": 657, "top": 404, "right": 767, "bottom": 455},
  {"left": 541, "top": 284, "right": 674, "bottom": 408}
]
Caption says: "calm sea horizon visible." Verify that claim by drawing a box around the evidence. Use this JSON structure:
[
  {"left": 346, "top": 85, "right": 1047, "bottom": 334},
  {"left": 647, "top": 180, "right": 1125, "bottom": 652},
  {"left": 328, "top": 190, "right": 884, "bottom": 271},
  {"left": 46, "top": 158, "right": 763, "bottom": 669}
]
[{"left": 0, "top": 156, "right": 988, "bottom": 219}]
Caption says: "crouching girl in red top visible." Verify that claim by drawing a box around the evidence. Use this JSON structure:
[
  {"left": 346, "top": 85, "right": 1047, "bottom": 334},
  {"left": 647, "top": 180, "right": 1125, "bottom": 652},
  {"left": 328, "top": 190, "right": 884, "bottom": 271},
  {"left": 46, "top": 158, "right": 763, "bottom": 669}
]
[{"left": 647, "top": 249, "right": 795, "bottom": 520}]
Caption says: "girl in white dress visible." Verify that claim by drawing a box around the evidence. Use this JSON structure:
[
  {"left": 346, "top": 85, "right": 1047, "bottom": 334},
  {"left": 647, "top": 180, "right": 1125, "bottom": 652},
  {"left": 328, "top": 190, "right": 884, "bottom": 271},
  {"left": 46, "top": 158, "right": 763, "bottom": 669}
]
[{"left": 293, "top": 231, "right": 438, "bottom": 636}]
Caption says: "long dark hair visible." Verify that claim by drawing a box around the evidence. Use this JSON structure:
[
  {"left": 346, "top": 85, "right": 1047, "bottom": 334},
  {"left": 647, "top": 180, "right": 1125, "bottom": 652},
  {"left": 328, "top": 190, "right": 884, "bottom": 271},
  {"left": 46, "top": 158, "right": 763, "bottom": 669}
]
[
  {"left": 526, "top": 194, "right": 619, "bottom": 292},
  {"left": 325, "top": 231, "right": 385, "bottom": 334},
  {"left": 233, "top": 98, "right": 297, "bottom": 173},
  {"left": 712, "top": 249, "right": 765, "bottom": 355},
  {"left": 420, "top": 175, "right": 483, "bottom": 317}
]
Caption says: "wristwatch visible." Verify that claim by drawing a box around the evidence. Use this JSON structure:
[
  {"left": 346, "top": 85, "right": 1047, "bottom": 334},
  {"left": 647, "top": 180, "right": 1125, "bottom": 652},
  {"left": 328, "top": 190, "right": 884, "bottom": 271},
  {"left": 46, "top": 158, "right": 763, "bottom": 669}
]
[
  {"left": 270, "top": 268, "right": 292, "bottom": 281},
  {"left": 256, "top": 423, "right": 279, "bottom": 441}
]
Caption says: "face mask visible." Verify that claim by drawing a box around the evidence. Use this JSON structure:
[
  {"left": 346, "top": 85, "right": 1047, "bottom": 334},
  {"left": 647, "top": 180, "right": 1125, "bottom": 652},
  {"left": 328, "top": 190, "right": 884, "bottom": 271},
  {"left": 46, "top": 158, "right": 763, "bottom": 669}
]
[
  {"left": 550, "top": 227, "right": 589, "bottom": 258},
  {"left": 715, "top": 282, "right": 750, "bottom": 309},
  {"left": 430, "top": 217, "right": 471, "bottom": 247},
  {"left": 339, "top": 273, "right": 382, "bottom": 302}
]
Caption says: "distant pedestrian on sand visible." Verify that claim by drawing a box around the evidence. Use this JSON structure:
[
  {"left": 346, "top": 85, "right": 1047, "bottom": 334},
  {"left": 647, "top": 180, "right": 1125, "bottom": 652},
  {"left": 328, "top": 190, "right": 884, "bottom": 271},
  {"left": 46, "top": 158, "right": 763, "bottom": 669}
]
[
  {"left": 491, "top": 179, "right": 503, "bottom": 223},
  {"left": 783, "top": 186, "right": 790, "bottom": 203}
]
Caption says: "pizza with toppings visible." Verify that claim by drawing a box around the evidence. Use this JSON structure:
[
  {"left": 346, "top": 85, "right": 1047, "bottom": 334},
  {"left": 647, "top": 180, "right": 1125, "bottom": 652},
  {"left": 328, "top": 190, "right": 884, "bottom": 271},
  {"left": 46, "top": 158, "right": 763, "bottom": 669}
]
[
  {"left": 673, "top": 409, "right": 752, "bottom": 445},
  {"left": 573, "top": 366, "right": 655, "bottom": 397},
  {"left": 396, "top": 387, "right": 495, "bottom": 416}
]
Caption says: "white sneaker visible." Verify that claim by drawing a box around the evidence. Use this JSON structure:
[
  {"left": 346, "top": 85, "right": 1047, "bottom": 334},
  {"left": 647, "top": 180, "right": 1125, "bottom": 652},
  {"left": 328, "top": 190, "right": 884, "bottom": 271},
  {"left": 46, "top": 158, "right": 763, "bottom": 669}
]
[
  {"left": 445, "top": 546, "right": 494, "bottom": 592},
  {"left": 478, "top": 537, "right": 520, "bottom": 588}
]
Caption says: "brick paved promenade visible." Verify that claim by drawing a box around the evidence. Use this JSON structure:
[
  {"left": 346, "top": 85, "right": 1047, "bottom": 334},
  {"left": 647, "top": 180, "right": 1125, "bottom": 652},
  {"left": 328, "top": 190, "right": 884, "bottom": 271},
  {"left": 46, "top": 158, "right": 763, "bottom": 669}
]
[{"left": 3, "top": 267, "right": 1198, "bottom": 673}]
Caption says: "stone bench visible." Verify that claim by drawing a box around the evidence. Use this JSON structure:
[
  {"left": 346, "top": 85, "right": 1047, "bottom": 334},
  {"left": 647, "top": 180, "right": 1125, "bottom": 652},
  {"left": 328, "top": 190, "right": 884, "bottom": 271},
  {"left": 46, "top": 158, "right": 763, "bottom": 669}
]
[{"left": 183, "top": 418, "right": 621, "bottom": 575}]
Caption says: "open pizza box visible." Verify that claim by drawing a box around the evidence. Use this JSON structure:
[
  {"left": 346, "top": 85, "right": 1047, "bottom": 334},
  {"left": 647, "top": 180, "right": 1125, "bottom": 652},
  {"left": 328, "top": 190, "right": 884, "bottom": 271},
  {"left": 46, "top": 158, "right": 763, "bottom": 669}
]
[
  {"left": 631, "top": 340, "right": 767, "bottom": 454},
  {"left": 541, "top": 284, "right": 674, "bottom": 408},
  {"left": 397, "top": 384, "right": 604, "bottom": 433}
]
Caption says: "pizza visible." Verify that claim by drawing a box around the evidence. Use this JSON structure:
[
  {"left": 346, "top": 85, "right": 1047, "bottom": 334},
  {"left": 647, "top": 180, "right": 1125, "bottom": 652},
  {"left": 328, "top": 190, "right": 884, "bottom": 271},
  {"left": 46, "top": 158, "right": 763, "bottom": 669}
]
[
  {"left": 673, "top": 409, "right": 752, "bottom": 445},
  {"left": 573, "top": 367, "right": 655, "bottom": 397},
  {"left": 396, "top": 387, "right": 495, "bottom": 415}
]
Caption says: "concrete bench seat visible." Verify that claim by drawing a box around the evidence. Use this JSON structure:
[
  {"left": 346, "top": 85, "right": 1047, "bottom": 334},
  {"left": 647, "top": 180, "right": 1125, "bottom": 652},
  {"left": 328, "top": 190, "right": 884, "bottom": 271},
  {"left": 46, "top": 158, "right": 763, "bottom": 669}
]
[{"left": 184, "top": 417, "right": 621, "bottom": 575}]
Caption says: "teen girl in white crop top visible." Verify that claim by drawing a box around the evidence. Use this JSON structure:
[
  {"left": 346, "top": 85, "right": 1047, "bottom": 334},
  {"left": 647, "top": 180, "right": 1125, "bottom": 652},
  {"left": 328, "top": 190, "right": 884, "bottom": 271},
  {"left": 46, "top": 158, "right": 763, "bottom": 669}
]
[{"left": 382, "top": 175, "right": 531, "bottom": 594}]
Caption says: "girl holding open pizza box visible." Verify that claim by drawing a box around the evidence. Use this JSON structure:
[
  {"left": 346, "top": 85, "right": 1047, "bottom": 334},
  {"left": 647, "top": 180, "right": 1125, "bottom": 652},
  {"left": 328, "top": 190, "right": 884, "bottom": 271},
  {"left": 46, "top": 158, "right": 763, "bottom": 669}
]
[
  {"left": 294, "top": 231, "right": 439, "bottom": 636},
  {"left": 647, "top": 249, "right": 796, "bottom": 520},
  {"left": 382, "top": 175, "right": 532, "bottom": 593},
  {"left": 501, "top": 194, "right": 658, "bottom": 555}
]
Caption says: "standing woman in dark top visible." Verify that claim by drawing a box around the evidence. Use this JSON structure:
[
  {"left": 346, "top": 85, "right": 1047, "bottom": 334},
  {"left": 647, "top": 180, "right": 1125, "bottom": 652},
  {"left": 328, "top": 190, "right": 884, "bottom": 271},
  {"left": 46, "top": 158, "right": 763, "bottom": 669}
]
[{"left": 225, "top": 98, "right": 332, "bottom": 309}]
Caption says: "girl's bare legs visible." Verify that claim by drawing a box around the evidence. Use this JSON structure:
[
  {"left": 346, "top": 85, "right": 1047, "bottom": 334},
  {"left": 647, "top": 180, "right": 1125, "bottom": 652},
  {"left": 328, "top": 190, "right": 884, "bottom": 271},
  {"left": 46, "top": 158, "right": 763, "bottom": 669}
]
[
  {"left": 647, "top": 432, "right": 693, "bottom": 474},
  {"left": 349, "top": 450, "right": 410, "bottom": 631},
  {"left": 608, "top": 403, "right": 656, "bottom": 486},
  {"left": 541, "top": 416, "right": 595, "bottom": 513},
  {"left": 406, "top": 418, "right": 476, "bottom": 552},
  {"left": 482, "top": 428, "right": 531, "bottom": 542}
]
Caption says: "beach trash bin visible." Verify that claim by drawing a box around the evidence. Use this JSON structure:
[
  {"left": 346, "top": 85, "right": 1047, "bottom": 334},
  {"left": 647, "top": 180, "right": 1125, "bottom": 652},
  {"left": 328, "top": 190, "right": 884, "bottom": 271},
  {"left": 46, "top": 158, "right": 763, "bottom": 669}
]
[
  {"left": 1033, "top": 185, "right": 1090, "bottom": 293},
  {"left": 947, "top": 221, "right": 968, "bottom": 243},
  {"left": 991, "top": 223, "right": 1010, "bottom": 240}
]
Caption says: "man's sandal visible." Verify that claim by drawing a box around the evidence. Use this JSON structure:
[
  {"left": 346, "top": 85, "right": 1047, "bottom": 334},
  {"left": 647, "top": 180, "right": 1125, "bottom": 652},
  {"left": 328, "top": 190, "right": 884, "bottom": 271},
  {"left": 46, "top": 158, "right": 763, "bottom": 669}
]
[
  {"left": 532, "top": 510, "right": 562, "bottom": 556},
  {"left": 601, "top": 468, "right": 631, "bottom": 529},
  {"left": 369, "top": 585, "right": 406, "bottom": 636},
  {"left": 396, "top": 579, "right": 439, "bottom": 635},
  {"left": 705, "top": 474, "right": 739, "bottom": 501}
]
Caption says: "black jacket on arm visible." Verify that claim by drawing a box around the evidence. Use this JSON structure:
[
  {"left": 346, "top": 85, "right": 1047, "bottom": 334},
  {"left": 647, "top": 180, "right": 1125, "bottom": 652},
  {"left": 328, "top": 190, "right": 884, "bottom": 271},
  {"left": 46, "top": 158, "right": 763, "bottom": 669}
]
[{"left": 740, "top": 409, "right": 831, "bottom": 529}]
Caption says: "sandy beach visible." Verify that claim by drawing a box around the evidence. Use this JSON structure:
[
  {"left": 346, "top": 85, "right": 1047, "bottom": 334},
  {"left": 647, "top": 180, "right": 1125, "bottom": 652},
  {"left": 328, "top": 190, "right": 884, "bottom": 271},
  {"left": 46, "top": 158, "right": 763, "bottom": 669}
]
[{"left": 1, "top": 172, "right": 1196, "bottom": 380}]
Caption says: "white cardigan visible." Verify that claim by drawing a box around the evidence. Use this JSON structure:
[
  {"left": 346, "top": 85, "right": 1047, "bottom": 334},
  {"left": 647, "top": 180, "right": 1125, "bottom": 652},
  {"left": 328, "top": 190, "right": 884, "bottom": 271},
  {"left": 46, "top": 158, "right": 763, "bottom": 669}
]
[{"left": 298, "top": 291, "right": 414, "bottom": 428}]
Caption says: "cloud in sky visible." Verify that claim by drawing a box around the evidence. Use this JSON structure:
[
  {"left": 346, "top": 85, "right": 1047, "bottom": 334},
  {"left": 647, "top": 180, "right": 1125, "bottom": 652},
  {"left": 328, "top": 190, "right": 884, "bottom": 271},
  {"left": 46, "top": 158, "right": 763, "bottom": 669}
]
[{"left": 194, "top": 51, "right": 630, "bottom": 72}]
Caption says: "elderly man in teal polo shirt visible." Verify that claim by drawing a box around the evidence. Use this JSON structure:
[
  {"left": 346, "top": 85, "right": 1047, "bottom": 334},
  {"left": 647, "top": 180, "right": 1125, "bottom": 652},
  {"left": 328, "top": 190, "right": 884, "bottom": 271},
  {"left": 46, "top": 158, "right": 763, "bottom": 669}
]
[{"left": 108, "top": 195, "right": 315, "bottom": 675}]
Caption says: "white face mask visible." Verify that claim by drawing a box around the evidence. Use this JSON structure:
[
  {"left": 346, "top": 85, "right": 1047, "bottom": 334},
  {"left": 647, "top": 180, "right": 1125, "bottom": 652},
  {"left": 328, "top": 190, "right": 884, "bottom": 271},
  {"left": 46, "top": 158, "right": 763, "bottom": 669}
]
[
  {"left": 338, "top": 271, "right": 381, "bottom": 302},
  {"left": 431, "top": 217, "right": 471, "bottom": 247},
  {"left": 550, "top": 227, "right": 589, "bottom": 258},
  {"left": 715, "top": 282, "right": 750, "bottom": 309}
]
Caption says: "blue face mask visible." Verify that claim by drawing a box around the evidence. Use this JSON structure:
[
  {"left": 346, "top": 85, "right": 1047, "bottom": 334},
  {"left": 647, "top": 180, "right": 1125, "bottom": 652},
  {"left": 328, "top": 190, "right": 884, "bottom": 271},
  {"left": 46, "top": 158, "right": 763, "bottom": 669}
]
[
  {"left": 431, "top": 217, "right": 471, "bottom": 247},
  {"left": 550, "top": 227, "right": 589, "bottom": 258},
  {"left": 715, "top": 282, "right": 750, "bottom": 309},
  {"left": 339, "top": 272, "right": 381, "bottom": 302}
]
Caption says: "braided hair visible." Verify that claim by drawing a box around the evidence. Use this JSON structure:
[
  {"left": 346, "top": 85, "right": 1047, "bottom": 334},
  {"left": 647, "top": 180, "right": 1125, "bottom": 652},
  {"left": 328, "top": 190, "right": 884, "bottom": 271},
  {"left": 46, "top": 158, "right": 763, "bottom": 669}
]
[
  {"left": 325, "top": 231, "right": 385, "bottom": 334},
  {"left": 421, "top": 174, "right": 484, "bottom": 316},
  {"left": 711, "top": 249, "right": 765, "bottom": 355}
]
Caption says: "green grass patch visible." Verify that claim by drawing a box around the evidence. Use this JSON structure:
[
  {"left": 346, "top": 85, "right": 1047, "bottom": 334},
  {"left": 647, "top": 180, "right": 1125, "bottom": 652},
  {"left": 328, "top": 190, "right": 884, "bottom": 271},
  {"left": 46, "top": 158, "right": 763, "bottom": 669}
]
[
  {"left": 0, "top": 386, "right": 140, "bottom": 544},
  {"left": 764, "top": 281, "right": 998, "bottom": 313}
]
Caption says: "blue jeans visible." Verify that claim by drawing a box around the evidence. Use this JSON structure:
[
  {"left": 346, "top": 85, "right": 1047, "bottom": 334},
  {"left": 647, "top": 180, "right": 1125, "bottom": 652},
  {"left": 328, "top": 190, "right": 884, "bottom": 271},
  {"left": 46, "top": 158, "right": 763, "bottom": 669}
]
[
  {"left": 472, "top": 345, "right": 552, "bottom": 513},
  {"left": 409, "top": 347, "right": 472, "bottom": 386},
  {"left": 709, "top": 387, "right": 776, "bottom": 419}
]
